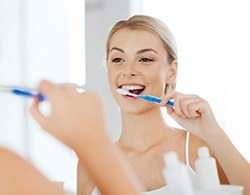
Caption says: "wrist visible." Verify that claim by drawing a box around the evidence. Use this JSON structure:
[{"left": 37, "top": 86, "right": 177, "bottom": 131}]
[
  {"left": 72, "top": 128, "right": 110, "bottom": 156},
  {"left": 203, "top": 127, "right": 227, "bottom": 147}
]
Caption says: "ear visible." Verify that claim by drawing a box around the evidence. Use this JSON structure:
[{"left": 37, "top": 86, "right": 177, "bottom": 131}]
[{"left": 166, "top": 60, "right": 178, "bottom": 84}]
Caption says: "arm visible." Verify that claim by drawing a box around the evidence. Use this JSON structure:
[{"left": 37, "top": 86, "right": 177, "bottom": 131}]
[
  {"left": 206, "top": 129, "right": 250, "bottom": 189},
  {"left": 77, "top": 160, "right": 95, "bottom": 195},
  {"left": 30, "top": 80, "right": 143, "bottom": 195},
  {"left": 161, "top": 90, "right": 250, "bottom": 194},
  {"left": 0, "top": 148, "right": 65, "bottom": 195}
]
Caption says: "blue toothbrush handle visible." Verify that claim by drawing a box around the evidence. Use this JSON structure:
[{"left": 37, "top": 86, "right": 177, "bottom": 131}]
[
  {"left": 166, "top": 100, "right": 174, "bottom": 107},
  {"left": 12, "top": 89, "right": 46, "bottom": 101},
  {"left": 139, "top": 95, "right": 174, "bottom": 107}
]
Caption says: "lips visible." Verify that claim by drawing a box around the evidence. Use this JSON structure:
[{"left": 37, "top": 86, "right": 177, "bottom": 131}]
[{"left": 119, "top": 84, "right": 145, "bottom": 95}]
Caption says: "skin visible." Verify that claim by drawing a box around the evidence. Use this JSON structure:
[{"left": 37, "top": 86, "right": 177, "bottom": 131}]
[
  {"left": 107, "top": 29, "right": 172, "bottom": 114},
  {"left": 77, "top": 29, "right": 228, "bottom": 194},
  {"left": 0, "top": 147, "right": 65, "bottom": 195},
  {"left": 161, "top": 91, "right": 250, "bottom": 194},
  {"left": 0, "top": 80, "right": 143, "bottom": 195},
  {"left": 30, "top": 80, "right": 143, "bottom": 195},
  {"left": 107, "top": 29, "right": 228, "bottom": 190},
  {"left": 2, "top": 79, "right": 247, "bottom": 194},
  {"left": 0, "top": 27, "right": 248, "bottom": 195}
]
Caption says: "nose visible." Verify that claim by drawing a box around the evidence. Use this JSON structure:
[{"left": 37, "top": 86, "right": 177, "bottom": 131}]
[{"left": 122, "top": 62, "right": 138, "bottom": 78}]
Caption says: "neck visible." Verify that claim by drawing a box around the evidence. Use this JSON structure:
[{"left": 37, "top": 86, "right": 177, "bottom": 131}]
[{"left": 118, "top": 107, "right": 175, "bottom": 153}]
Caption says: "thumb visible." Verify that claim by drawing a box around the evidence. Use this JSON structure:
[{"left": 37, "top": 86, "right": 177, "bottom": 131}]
[
  {"left": 37, "top": 80, "right": 56, "bottom": 100},
  {"left": 165, "top": 106, "right": 184, "bottom": 123},
  {"left": 29, "top": 98, "right": 48, "bottom": 129}
]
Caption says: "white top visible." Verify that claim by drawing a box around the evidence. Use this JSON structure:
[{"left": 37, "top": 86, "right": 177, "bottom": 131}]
[{"left": 92, "top": 131, "right": 196, "bottom": 195}]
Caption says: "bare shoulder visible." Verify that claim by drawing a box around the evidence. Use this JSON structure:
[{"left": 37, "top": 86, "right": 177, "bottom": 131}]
[
  {"left": 77, "top": 160, "right": 95, "bottom": 195},
  {"left": 188, "top": 134, "right": 207, "bottom": 168},
  {"left": 188, "top": 134, "right": 229, "bottom": 184}
]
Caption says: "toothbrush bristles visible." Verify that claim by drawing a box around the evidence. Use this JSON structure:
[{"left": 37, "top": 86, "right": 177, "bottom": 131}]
[
  {"left": 116, "top": 88, "right": 137, "bottom": 97},
  {"left": 117, "top": 88, "right": 128, "bottom": 95}
]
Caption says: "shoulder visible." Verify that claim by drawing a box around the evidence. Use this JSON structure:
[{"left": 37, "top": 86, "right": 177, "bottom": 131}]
[
  {"left": 188, "top": 134, "right": 208, "bottom": 169},
  {"left": 187, "top": 134, "right": 229, "bottom": 184}
]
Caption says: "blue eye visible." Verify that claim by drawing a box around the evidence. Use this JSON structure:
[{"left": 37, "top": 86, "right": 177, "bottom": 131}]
[
  {"left": 112, "top": 58, "right": 124, "bottom": 63},
  {"left": 139, "top": 58, "right": 153, "bottom": 62}
]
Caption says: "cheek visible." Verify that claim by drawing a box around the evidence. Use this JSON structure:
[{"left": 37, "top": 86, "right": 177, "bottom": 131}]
[
  {"left": 107, "top": 68, "right": 117, "bottom": 86},
  {"left": 147, "top": 66, "right": 168, "bottom": 85}
]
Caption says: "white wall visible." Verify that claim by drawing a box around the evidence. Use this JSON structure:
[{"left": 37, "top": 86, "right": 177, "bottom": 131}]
[{"left": 0, "top": 0, "right": 27, "bottom": 156}]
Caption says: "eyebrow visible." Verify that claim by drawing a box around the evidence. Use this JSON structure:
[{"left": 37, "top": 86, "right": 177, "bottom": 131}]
[
  {"left": 137, "top": 48, "right": 158, "bottom": 54},
  {"left": 109, "top": 47, "right": 158, "bottom": 54},
  {"left": 109, "top": 47, "right": 124, "bottom": 53}
]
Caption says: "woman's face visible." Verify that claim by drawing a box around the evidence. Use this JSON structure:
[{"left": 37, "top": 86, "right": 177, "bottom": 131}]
[{"left": 107, "top": 29, "right": 177, "bottom": 113}]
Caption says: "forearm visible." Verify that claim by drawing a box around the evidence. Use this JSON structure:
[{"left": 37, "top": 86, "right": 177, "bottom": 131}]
[
  {"left": 29, "top": 82, "right": 141, "bottom": 194},
  {"left": 77, "top": 162, "right": 95, "bottom": 195},
  {"left": 74, "top": 132, "right": 142, "bottom": 195},
  {"left": 205, "top": 129, "right": 250, "bottom": 192},
  {"left": 0, "top": 148, "right": 65, "bottom": 195}
]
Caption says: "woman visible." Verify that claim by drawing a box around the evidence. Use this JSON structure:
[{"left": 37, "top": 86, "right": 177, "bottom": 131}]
[
  {"left": 77, "top": 15, "right": 230, "bottom": 194},
  {"left": 1, "top": 79, "right": 248, "bottom": 194}
]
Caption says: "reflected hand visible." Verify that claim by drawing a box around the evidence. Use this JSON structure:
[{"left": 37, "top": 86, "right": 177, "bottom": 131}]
[{"left": 29, "top": 80, "right": 107, "bottom": 149}]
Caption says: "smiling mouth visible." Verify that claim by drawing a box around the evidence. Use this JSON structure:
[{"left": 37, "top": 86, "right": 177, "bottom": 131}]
[{"left": 118, "top": 85, "right": 145, "bottom": 96}]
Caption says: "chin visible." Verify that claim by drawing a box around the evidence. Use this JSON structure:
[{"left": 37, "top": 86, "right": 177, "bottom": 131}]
[{"left": 120, "top": 105, "right": 152, "bottom": 115}]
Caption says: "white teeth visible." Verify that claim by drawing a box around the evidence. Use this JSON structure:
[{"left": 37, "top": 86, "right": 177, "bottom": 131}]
[{"left": 121, "top": 85, "right": 144, "bottom": 91}]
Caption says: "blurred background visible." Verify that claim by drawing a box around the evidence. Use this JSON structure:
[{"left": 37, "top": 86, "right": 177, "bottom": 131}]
[{"left": 1, "top": 0, "right": 250, "bottom": 194}]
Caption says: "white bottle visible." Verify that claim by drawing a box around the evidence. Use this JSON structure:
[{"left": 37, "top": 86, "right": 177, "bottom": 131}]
[
  {"left": 163, "top": 151, "right": 195, "bottom": 195},
  {"left": 195, "top": 146, "right": 220, "bottom": 190}
]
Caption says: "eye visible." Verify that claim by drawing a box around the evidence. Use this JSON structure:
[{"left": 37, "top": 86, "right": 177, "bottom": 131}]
[
  {"left": 139, "top": 57, "right": 153, "bottom": 63},
  {"left": 112, "top": 58, "right": 125, "bottom": 63}
]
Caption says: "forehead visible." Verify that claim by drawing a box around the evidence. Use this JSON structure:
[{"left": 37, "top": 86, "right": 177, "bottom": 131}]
[{"left": 109, "top": 29, "right": 165, "bottom": 52}]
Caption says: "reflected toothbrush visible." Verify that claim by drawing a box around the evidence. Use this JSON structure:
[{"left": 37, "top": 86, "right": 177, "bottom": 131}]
[
  {"left": 0, "top": 85, "right": 46, "bottom": 101},
  {"left": 117, "top": 88, "right": 174, "bottom": 107}
]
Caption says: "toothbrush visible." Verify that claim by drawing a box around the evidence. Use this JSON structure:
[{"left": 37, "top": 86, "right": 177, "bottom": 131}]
[
  {"left": 117, "top": 88, "right": 174, "bottom": 107},
  {"left": 0, "top": 85, "right": 45, "bottom": 101}
]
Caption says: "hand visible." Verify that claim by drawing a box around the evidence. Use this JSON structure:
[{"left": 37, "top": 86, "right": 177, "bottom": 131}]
[
  {"left": 160, "top": 90, "right": 223, "bottom": 141},
  {"left": 30, "top": 80, "right": 107, "bottom": 149}
]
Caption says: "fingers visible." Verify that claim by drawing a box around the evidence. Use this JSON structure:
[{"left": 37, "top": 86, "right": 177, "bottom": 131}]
[
  {"left": 37, "top": 80, "right": 56, "bottom": 100},
  {"left": 29, "top": 98, "right": 48, "bottom": 129},
  {"left": 178, "top": 97, "right": 202, "bottom": 118},
  {"left": 161, "top": 90, "right": 208, "bottom": 119},
  {"left": 38, "top": 80, "right": 80, "bottom": 103},
  {"left": 30, "top": 80, "right": 56, "bottom": 129}
]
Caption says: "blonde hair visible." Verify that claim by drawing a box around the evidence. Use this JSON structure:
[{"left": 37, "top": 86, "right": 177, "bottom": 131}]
[{"left": 105, "top": 15, "right": 178, "bottom": 63}]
